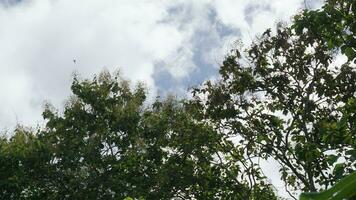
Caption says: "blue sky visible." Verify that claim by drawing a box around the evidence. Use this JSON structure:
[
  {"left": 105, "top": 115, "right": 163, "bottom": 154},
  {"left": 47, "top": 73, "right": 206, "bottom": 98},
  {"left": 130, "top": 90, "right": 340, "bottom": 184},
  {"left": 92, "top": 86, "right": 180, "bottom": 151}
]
[
  {"left": 0, "top": 0, "right": 325, "bottom": 129},
  {"left": 0, "top": 0, "right": 324, "bottom": 197}
]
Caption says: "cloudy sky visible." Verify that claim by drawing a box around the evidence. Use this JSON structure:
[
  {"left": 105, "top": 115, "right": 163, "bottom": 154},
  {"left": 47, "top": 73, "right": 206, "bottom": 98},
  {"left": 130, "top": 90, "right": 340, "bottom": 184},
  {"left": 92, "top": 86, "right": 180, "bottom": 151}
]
[
  {"left": 0, "top": 0, "right": 325, "bottom": 129},
  {"left": 0, "top": 0, "right": 324, "bottom": 197}
]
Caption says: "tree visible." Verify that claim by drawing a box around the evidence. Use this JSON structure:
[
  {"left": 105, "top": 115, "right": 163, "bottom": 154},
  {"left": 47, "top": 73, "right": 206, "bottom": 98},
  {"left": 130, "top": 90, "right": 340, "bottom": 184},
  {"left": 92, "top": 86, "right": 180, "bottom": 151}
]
[
  {"left": 0, "top": 127, "right": 53, "bottom": 199},
  {"left": 293, "top": 0, "right": 355, "bottom": 61},
  {"left": 1, "top": 1, "right": 353, "bottom": 199},
  {"left": 300, "top": 171, "right": 356, "bottom": 200},
  {"left": 191, "top": 0, "right": 355, "bottom": 198},
  {"left": 1, "top": 71, "right": 277, "bottom": 199}
]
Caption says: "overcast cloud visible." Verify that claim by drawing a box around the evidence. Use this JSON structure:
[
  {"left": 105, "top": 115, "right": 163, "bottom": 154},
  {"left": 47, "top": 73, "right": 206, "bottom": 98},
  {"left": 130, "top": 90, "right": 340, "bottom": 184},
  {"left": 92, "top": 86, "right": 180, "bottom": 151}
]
[
  {"left": 0, "top": 0, "right": 324, "bottom": 128},
  {"left": 0, "top": 0, "right": 323, "bottom": 197}
]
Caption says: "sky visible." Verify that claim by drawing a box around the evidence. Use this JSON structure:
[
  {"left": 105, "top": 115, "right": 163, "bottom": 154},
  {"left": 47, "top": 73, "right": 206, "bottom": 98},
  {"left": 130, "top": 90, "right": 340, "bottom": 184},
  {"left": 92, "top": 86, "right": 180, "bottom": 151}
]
[{"left": 0, "top": 0, "right": 323, "bottom": 198}]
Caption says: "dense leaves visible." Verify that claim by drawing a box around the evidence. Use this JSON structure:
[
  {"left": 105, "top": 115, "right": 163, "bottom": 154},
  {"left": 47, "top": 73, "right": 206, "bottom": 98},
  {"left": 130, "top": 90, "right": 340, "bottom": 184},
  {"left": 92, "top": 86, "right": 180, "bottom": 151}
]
[
  {"left": 0, "top": 0, "right": 354, "bottom": 199},
  {"left": 192, "top": 0, "right": 355, "bottom": 198},
  {"left": 0, "top": 128, "right": 53, "bottom": 199},
  {"left": 293, "top": 0, "right": 356, "bottom": 61},
  {"left": 300, "top": 172, "right": 356, "bottom": 200},
  {"left": 0, "top": 72, "right": 276, "bottom": 199}
]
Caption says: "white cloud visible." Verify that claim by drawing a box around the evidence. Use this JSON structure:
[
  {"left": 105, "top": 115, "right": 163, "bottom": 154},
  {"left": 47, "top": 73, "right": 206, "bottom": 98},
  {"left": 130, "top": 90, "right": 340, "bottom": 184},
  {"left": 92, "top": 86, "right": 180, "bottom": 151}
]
[
  {"left": 1, "top": 0, "right": 321, "bottom": 129},
  {"left": 210, "top": 0, "right": 323, "bottom": 65},
  {"left": 0, "top": 0, "right": 186, "bottom": 128},
  {"left": 0, "top": 0, "right": 327, "bottom": 198},
  {"left": 210, "top": 1, "right": 323, "bottom": 198}
]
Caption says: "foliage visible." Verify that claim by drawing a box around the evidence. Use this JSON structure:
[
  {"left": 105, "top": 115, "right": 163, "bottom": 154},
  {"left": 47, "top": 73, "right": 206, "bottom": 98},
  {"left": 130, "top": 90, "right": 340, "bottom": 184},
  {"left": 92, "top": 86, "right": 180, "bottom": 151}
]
[
  {"left": 299, "top": 172, "right": 356, "bottom": 200},
  {"left": 0, "top": 71, "right": 276, "bottom": 199},
  {"left": 0, "top": 127, "right": 53, "bottom": 199},
  {"left": 0, "top": 1, "right": 354, "bottom": 199},
  {"left": 191, "top": 0, "right": 355, "bottom": 197},
  {"left": 293, "top": 0, "right": 356, "bottom": 61}
]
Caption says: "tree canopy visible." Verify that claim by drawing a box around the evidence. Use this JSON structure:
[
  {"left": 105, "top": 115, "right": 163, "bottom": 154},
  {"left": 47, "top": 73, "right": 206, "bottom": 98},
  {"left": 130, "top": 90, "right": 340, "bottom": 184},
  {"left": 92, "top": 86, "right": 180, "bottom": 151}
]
[
  {"left": 0, "top": 0, "right": 355, "bottom": 199},
  {"left": 192, "top": 0, "right": 355, "bottom": 197},
  {"left": 0, "top": 72, "right": 276, "bottom": 199}
]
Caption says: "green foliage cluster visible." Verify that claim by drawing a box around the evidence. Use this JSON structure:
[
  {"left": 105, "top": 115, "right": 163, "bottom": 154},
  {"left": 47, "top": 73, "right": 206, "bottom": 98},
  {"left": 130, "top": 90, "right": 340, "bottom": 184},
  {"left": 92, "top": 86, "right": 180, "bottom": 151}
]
[
  {"left": 293, "top": 0, "right": 355, "bottom": 60},
  {"left": 191, "top": 0, "right": 355, "bottom": 197},
  {"left": 300, "top": 172, "right": 356, "bottom": 200},
  {"left": 0, "top": 72, "right": 275, "bottom": 199},
  {"left": 0, "top": 0, "right": 355, "bottom": 199}
]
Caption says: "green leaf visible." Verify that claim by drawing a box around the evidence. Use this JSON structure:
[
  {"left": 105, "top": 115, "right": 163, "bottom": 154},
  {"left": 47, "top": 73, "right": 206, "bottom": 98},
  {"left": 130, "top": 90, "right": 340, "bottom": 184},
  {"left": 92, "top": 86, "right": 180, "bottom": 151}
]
[
  {"left": 326, "top": 155, "right": 338, "bottom": 165},
  {"left": 346, "top": 150, "right": 356, "bottom": 162},
  {"left": 333, "top": 163, "right": 345, "bottom": 179},
  {"left": 344, "top": 47, "right": 356, "bottom": 61},
  {"left": 300, "top": 172, "right": 356, "bottom": 200}
]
